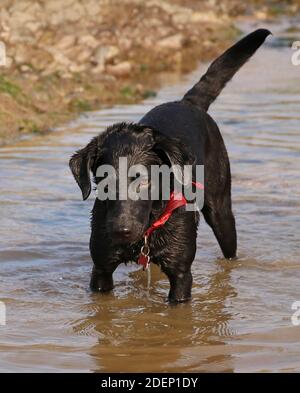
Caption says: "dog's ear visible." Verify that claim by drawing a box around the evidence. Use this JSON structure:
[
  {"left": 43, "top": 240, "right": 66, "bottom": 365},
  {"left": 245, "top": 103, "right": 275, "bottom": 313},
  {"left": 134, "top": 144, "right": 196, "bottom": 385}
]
[
  {"left": 152, "top": 132, "right": 195, "bottom": 183},
  {"left": 69, "top": 137, "right": 99, "bottom": 200}
]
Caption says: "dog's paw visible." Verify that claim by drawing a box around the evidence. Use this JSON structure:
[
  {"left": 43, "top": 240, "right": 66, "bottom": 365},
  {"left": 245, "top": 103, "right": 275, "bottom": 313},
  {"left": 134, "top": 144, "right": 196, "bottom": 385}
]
[
  {"left": 168, "top": 294, "right": 191, "bottom": 304},
  {"left": 90, "top": 271, "right": 114, "bottom": 292}
]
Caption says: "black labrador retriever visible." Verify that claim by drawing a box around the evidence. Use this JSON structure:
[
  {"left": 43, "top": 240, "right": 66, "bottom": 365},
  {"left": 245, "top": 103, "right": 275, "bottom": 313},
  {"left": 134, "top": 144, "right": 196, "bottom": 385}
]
[{"left": 69, "top": 29, "right": 270, "bottom": 302}]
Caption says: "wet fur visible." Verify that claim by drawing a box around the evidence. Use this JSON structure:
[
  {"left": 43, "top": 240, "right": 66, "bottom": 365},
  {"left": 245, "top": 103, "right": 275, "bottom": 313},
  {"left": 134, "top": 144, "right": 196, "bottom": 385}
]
[{"left": 69, "top": 29, "right": 270, "bottom": 302}]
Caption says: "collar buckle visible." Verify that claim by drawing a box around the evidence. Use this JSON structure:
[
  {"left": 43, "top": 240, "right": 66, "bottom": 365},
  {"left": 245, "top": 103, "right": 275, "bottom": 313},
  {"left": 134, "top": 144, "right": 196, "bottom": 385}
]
[{"left": 138, "top": 235, "right": 150, "bottom": 270}]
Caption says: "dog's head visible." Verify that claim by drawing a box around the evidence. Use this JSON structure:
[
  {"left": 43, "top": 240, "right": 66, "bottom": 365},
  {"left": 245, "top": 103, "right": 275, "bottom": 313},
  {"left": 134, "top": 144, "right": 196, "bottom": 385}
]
[{"left": 69, "top": 123, "right": 194, "bottom": 244}]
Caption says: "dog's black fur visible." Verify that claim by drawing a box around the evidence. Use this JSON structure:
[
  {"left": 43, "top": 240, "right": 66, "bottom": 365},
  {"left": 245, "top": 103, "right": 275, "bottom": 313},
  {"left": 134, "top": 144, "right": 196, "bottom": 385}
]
[{"left": 70, "top": 29, "right": 270, "bottom": 302}]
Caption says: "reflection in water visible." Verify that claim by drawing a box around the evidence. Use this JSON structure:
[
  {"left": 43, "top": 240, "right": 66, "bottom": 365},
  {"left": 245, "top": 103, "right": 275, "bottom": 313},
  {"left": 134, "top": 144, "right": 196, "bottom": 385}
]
[
  {"left": 0, "top": 19, "right": 299, "bottom": 372},
  {"left": 81, "top": 261, "right": 236, "bottom": 372}
]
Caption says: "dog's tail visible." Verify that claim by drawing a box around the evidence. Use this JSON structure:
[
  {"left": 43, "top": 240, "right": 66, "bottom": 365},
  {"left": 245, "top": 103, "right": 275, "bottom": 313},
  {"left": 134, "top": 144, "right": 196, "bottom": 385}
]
[{"left": 182, "top": 29, "right": 271, "bottom": 112}]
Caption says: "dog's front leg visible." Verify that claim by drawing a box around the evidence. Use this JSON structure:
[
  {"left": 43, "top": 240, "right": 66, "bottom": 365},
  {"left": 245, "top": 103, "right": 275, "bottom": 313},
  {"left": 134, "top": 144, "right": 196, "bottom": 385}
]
[
  {"left": 90, "top": 247, "right": 120, "bottom": 292},
  {"left": 89, "top": 224, "right": 120, "bottom": 292},
  {"left": 161, "top": 263, "right": 193, "bottom": 303},
  {"left": 89, "top": 260, "right": 119, "bottom": 292},
  {"left": 158, "top": 214, "right": 197, "bottom": 303}
]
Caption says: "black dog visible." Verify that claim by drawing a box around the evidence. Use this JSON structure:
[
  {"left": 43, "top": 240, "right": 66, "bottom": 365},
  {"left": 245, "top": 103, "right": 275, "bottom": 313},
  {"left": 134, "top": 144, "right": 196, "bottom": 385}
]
[{"left": 69, "top": 29, "right": 270, "bottom": 302}]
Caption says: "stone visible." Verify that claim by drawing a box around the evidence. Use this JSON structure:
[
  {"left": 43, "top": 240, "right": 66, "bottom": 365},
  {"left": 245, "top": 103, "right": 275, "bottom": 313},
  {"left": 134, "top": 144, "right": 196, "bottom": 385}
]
[
  {"left": 254, "top": 10, "right": 269, "bottom": 20},
  {"left": 20, "top": 64, "right": 31, "bottom": 73},
  {"left": 157, "top": 34, "right": 183, "bottom": 50},
  {"left": 14, "top": 45, "right": 29, "bottom": 64},
  {"left": 78, "top": 34, "right": 99, "bottom": 49},
  {"left": 172, "top": 11, "right": 192, "bottom": 25},
  {"left": 146, "top": 18, "right": 162, "bottom": 28},
  {"left": 55, "top": 35, "right": 76, "bottom": 50},
  {"left": 107, "top": 61, "right": 132, "bottom": 77},
  {"left": 76, "top": 48, "right": 92, "bottom": 64},
  {"left": 47, "top": 0, "right": 85, "bottom": 25},
  {"left": 25, "top": 21, "right": 43, "bottom": 33},
  {"left": 46, "top": 48, "right": 73, "bottom": 69},
  {"left": 69, "top": 63, "right": 87, "bottom": 73},
  {"left": 203, "top": 40, "right": 213, "bottom": 48},
  {"left": 91, "top": 63, "right": 105, "bottom": 75},
  {"left": 118, "top": 38, "right": 132, "bottom": 51},
  {"left": 84, "top": 0, "right": 102, "bottom": 18},
  {"left": 191, "top": 11, "right": 224, "bottom": 24},
  {"left": 45, "top": 0, "right": 76, "bottom": 13},
  {"left": 4, "top": 56, "right": 13, "bottom": 68},
  {"left": 93, "top": 45, "right": 120, "bottom": 67},
  {"left": 63, "top": 3, "right": 85, "bottom": 22}
]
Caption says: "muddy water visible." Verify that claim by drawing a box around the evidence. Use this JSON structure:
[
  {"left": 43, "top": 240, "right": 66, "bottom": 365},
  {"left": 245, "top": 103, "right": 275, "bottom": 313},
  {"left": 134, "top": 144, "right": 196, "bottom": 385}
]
[{"left": 0, "top": 21, "right": 300, "bottom": 372}]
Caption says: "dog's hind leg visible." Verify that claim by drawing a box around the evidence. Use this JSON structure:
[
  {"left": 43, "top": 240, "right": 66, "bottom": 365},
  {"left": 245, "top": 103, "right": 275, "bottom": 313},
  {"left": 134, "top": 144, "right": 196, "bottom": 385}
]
[{"left": 202, "top": 200, "right": 237, "bottom": 259}]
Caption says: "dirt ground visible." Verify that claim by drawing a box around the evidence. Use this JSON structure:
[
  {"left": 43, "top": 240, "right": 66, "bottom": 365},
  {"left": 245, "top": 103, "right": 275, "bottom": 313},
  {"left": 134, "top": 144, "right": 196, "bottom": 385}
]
[{"left": 0, "top": 0, "right": 299, "bottom": 145}]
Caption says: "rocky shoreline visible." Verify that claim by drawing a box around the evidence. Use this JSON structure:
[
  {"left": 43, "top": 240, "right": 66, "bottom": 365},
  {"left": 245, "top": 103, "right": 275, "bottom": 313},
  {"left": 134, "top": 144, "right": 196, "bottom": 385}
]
[{"left": 0, "top": 0, "right": 299, "bottom": 145}]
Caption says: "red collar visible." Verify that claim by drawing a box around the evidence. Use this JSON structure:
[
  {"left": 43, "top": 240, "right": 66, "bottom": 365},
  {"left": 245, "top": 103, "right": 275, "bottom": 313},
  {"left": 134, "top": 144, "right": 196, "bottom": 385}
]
[{"left": 138, "top": 182, "right": 204, "bottom": 269}]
